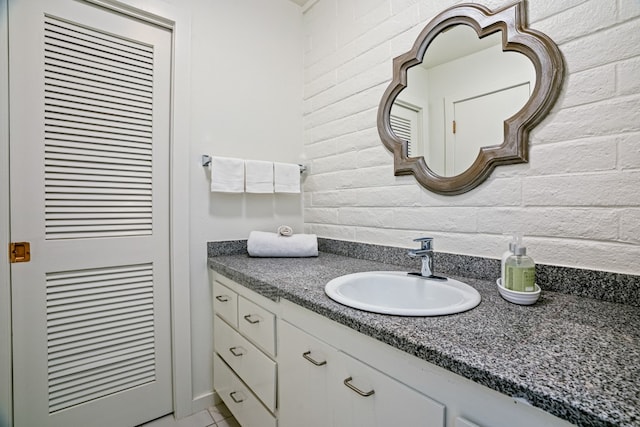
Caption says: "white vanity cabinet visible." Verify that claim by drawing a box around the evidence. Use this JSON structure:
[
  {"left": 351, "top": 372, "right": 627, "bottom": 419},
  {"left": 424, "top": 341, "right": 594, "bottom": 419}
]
[
  {"left": 278, "top": 320, "right": 336, "bottom": 427},
  {"left": 278, "top": 320, "right": 445, "bottom": 427},
  {"left": 212, "top": 276, "right": 277, "bottom": 427},
  {"left": 211, "top": 272, "right": 575, "bottom": 427}
]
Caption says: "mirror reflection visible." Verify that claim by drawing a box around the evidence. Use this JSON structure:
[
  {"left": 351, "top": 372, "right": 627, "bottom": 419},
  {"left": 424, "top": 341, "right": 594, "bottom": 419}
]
[{"left": 390, "top": 25, "right": 536, "bottom": 177}]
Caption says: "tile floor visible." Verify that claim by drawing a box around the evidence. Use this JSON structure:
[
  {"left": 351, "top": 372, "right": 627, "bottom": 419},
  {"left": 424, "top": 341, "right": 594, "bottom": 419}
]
[{"left": 138, "top": 402, "right": 239, "bottom": 427}]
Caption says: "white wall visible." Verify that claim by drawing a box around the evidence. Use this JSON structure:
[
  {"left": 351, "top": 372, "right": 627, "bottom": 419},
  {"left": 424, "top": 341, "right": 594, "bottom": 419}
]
[
  {"left": 302, "top": 0, "right": 640, "bottom": 276},
  {"left": 185, "top": 0, "right": 304, "bottom": 405}
]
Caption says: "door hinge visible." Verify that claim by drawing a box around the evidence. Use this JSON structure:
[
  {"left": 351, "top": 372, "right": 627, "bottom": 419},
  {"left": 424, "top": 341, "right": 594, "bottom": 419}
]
[
  {"left": 452, "top": 120, "right": 456, "bottom": 134},
  {"left": 9, "top": 242, "right": 31, "bottom": 263}
]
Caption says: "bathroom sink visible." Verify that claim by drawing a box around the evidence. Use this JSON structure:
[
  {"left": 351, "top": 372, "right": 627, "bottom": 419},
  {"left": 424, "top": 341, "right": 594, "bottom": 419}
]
[{"left": 324, "top": 271, "right": 481, "bottom": 316}]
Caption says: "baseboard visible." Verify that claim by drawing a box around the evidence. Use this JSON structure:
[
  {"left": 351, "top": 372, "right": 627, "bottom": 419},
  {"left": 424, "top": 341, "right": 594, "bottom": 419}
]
[{"left": 191, "top": 391, "right": 216, "bottom": 414}]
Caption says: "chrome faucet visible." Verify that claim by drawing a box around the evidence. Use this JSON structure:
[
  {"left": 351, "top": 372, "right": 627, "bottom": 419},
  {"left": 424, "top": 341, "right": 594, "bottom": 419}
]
[{"left": 408, "top": 237, "right": 446, "bottom": 280}]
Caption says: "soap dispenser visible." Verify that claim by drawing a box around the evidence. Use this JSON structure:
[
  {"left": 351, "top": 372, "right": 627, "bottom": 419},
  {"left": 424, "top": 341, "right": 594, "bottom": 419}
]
[
  {"left": 500, "top": 233, "right": 520, "bottom": 286},
  {"left": 505, "top": 246, "right": 536, "bottom": 292}
]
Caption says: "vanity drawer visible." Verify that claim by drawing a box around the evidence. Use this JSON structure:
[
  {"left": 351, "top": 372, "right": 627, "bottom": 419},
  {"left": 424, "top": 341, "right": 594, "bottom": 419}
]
[
  {"left": 238, "top": 295, "right": 276, "bottom": 356},
  {"left": 214, "top": 316, "right": 276, "bottom": 411},
  {"left": 213, "top": 280, "right": 238, "bottom": 327},
  {"left": 214, "top": 353, "right": 277, "bottom": 427}
]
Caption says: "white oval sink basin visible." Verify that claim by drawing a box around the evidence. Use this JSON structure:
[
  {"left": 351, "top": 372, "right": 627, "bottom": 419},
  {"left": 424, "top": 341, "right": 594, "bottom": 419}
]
[{"left": 325, "top": 271, "right": 481, "bottom": 316}]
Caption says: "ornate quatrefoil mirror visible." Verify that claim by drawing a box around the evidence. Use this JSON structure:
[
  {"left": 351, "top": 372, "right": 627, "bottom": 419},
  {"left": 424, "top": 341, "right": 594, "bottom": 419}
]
[{"left": 377, "top": 1, "right": 564, "bottom": 195}]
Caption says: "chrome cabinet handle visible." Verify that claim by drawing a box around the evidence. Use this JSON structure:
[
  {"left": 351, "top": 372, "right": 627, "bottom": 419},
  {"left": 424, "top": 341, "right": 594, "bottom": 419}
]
[
  {"left": 229, "top": 346, "right": 244, "bottom": 357},
  {"left": 343, "top": 377, "right": 375, "bottom": 397},
  {"left": 243, "top": 314, "right": 260, "bottom": 324},
  {"left": 230, "top": 391, "right": 244, "bottom": 403},
  {"left": 302, "top": 351, "right": 327, "bottom": 366},
  {"left": 215, "top": 295, "right": 229, "bottom": 302}
]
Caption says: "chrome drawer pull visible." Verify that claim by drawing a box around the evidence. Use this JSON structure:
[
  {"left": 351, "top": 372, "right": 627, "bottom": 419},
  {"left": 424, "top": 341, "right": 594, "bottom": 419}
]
[
  {"left": 229, "top": 346, "right": 245, "bottom": 357},
  {"left": 343, "top": 377, "right": 375, "bottom": 397},
  {"left": 230, "top": 391, "right": 244, "bottom": 403},
  {"left": 243, "top": 314, "right": 260, "bottom": 324},
  {"left": 215, "top": 295, "right": 230, "bottom": 302},
  {"left": 302, "top": 351, "right": 327, "bottom": 366}
]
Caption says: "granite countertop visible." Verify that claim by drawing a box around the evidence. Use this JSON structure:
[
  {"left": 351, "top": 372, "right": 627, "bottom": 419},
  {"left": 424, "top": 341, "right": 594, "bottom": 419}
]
[{"left": 208, "top": 252, "right": 640, "bottom": 427}]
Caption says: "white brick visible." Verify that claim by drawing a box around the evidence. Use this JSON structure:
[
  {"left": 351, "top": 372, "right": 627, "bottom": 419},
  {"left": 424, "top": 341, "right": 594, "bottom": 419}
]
[
  {"left": 302, "top": 0, "right": 640, "bottom": 275},
  {"left": 338, "top": 0, "right": 390, "bottom": 47},
  {"left": 389, "top": 25, "right": 424, "bottom": 58},
  {"left": 304, "top": 139, "right": 337, "bottom": 158},
  {"left": 310, "top": 127, "right": 379, "bottom": 156},
  {"left": 309, "top": 115, "right": 360, "bottom": 142},
  {"left": 353, "top": 108, "right": 378, "bottom": 132},
  {"left": 303, "top": 171, "right": 353, "bottom": 192},
  {"left": 336, "top": 42, "right": 390, "bottom": 83},
  {"left": 353, "top": 228, "right": 506, "bottom": 259},
  {"left": 312, "top": 151, "right": 358, "bottom": 174},
  {"left": 561, "top": 19, "right": 640, "bottom": 73},
  {"left": 562, "top": 64, "right": 616, "bottom": 108},
  {"left": 527, "top": 0, "right": 586, "bottom": 23},
  {"left": 476, "top": 207, "right": 620, "bottom": 240},
  {"left": 533, "top": 96, "right": 640, "bottom": 143},
  {"left": 356, "top": 185, "right": 425, "bottom": 207},
  {"left": 304, "top": 207, "right": 339, "bottom": 224},
  {"left": 617, "top": 56, "right": 640, "bottom": 96},
  {"left": 528, "top": 136, "right": 617, "bottom": 175},
  {"left": 618, "top": 132, "right": 640, "bottom": 170},
  {"left": 353, "top": 227, "right": 426, "bottom": 249},
  {"left": 618, "top": 0, "right": 640, "bottom": 20},
  {"left": 339, "top": 127, "right": 381, "bottom": 153},
  {"left": 523, "top": 238, "right": 640, "bottom": 275},
  {"left": 307, "top": 223, "right": 357, "bottom": 240},
  {"left": 305, "top": 85, "right": 383, "bottom": 129},
  {"left": 339, "top": 207, "right": 395, "bottom": 227},
  {"left": 421, "top": 177, "right": 523, "bottom": 207},
  {"left": 357, "top": 146, "right": 393, "bottom": 168},
  {"left": 620, "top": 209, "right": 640, "bottom": 244},
  {"left": 308, "top": 62, "right": 389, "bottom": 112},
  {"left": 311, "top": 188, "right": 362, "bottom": 207},
  {"left": 303, "top": 0, "right": 337, "bottom": 68},
  {"left": 304, "top": 69, "right": 337, "bottom": 100},
  {"left": 391, "top": 0, "right": 419, "bottom": 15},
  {"left": 350, "top": 165, "right": 403, "bottom": 188},
  {"left": 418, "top": 0, "right": 456, "bottom": 22},
  {"left": 534, "top": 0, "right": 617, "bottom": 44},
  {"left": 393, "top": 207, "right": 478, "bottom": 232},
  {"left": 523, "top": 171, "right": 640, "bottom": 207}
]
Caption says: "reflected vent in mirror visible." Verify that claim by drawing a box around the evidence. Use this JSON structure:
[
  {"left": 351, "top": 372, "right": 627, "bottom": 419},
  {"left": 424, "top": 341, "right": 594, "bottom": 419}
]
[{"left": 390, "top": 102, "right": 420, "bottom": 157}]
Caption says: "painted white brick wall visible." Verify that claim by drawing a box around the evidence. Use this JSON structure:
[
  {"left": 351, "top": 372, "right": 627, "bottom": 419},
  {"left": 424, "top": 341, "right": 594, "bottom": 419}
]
[{"left": 301, "top": 0, "right": 640, "bottom": 275}]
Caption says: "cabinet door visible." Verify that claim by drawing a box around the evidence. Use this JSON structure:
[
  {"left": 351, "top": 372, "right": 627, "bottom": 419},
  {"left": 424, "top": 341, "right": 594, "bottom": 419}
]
[
  {"left": 332, "top": 351, "right": 445, "bottom": 427},
  {"left": 279, "top": 320, "right": 338, "bottom": 427}
]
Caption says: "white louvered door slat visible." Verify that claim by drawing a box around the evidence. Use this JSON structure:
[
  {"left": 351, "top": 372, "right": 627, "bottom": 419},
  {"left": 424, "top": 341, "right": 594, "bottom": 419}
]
[{"left": 9, "top": 0, "right": 172, "bottom": 426}]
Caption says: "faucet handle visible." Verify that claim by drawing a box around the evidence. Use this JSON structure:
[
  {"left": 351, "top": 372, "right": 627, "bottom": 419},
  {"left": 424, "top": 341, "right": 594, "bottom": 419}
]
[{"left": 413, "top": 237, "right": 433, "bottom": 250}]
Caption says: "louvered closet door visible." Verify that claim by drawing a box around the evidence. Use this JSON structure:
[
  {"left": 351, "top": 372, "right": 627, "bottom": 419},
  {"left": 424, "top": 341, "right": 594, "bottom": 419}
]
[{"left": 9, "top": 0, "right": 173, "bottom": 426}]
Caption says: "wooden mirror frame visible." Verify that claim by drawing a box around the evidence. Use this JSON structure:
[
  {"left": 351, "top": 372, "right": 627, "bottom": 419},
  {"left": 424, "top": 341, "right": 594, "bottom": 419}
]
[{"left": 377, "top": 1, "right": 564, "bottom": 195}]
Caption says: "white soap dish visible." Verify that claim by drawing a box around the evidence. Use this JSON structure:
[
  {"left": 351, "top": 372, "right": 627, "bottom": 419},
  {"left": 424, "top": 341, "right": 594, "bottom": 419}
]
[{"left": 496, "top": 278, "right": 541, "bottom": 305}]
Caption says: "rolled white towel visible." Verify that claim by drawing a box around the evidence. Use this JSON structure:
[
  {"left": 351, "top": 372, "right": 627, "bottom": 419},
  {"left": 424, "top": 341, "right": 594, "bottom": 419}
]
[
  {"left": 277, "top": 225, "right": 293, "bottom": 236},
  {"left": 247, "top": 231, "right": 318, "bottom": 257}
]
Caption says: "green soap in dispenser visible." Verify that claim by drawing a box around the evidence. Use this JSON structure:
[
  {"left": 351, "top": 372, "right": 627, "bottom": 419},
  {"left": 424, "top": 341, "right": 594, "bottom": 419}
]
[{"left": 505, "top": 246, "right": 536, "bottom": 292}]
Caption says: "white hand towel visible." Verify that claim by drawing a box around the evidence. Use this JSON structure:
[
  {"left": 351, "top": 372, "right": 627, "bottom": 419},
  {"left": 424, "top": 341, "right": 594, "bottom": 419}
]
[
  {"left": 245, "top": 160, "right": 274, "bottom": 193},
  {"left": 274, "top": 162, "right": 301, "bottom": 193},
  {"left": 247, "top": 231, "right": 318, "bottom": 257},
  {"left": 210, "top": 156, "right": 245, "bottom": 193}
]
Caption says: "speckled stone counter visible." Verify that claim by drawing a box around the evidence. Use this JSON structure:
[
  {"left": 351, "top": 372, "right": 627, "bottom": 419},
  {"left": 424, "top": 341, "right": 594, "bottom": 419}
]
[{"left": 208, "top": 252, "right": 640, "bottom": 427}]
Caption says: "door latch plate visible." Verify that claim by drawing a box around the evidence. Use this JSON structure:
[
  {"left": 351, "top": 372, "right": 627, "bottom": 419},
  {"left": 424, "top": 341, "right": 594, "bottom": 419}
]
[{"left": 9, "top": 242, "right": 31, "bottom": 263}]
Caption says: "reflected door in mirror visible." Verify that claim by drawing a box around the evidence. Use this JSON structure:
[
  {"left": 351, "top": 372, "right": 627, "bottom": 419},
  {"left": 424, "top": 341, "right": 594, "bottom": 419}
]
[{"left": 448, "top": 82, "right": 531, "bottom": 175}]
